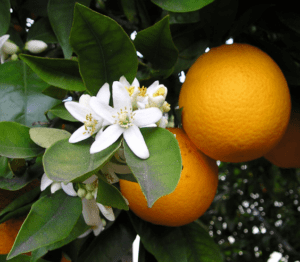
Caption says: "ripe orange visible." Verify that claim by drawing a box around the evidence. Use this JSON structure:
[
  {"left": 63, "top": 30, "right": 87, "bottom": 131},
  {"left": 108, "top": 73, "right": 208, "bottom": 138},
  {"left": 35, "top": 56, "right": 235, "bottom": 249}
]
[
  {"left": 179, "top": 43, "right": 291, "bottom": 163},
  {"left": 264, "top": 110, "right": 300, "bottom": 168},
  {"left": 119, "top": 128, "right": 219, "bottom": 227}
]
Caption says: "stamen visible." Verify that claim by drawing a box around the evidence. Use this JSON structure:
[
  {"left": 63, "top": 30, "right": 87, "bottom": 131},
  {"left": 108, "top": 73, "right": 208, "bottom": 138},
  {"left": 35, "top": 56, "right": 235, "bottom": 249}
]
[
  {"left": 138, "top": 86, "right": 147, "bottom": 97},
  {"left": 153, "top": 87, "right": 165, "bottom": 97},
  {"left": 125, "top": 86, "right": 135, "bottom": 96},
  {"left": 83, "top": 114, "right": 98, "bottom": 135}
]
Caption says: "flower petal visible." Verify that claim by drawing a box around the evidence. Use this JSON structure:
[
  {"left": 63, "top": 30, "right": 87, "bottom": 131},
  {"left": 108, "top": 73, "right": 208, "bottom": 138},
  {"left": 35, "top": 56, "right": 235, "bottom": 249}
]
[
  {"left": 92, "top": 223, "right": 103, "bottom": 236},
  {"left": 97, "top": 203, "right": 115, "bottom": 221},
  {"left": 61, "top": 183, "right": 77, "bottom": 196},
  {"left": 0, "top": 35, "right": 10, "bottom": 49},
  {"left": 96, "top": 83, "right": 110, "bottom": 104},
  {"left": 133, "top": 107, "right": 162, "bottom": 127},
  {"left": 69, "top": 125, "right": 92, "bottom": 143},
  {"left": 40, "top": 173, "right": 53, "bottom": 191},
  {"left": 90, "top": 124, "right": 124, "bottom": 154},
  {"left": 51, "top": 182, "right": 62, "bottom": 194},
  {"left": 82, "top": 198, "right": 101, "bottom": 226},
  {"left": 131, "top": 78, "right": 140, "bottom": 88},
  {"left": 112, "top": 81, "right": 132, "bottom": 110},
  {"left": 119, "top": 76, "right": 131, "bottom": 87},
  {"left": 90, "top": 97, "right": 116, "bottom": 124},
  {"left": 124, "top": 125, "right": 149, "bottom": 159},
  {"left": 64, "top": 101, "right": 91, "bottom": 123},
  {"left": 147, "top": 80, "right": 159, "bottom": 93}
]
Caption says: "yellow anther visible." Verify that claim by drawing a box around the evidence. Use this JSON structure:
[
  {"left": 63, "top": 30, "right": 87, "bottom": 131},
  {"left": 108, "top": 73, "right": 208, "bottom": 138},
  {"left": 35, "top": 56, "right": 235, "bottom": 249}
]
[
  {"left": 125, "top": 86, "right": 135, "bottom": 96},
  {"left": 153, "top": 87, "right": 165, "bottom": 97},
  {"left": 138, "top": 86, "right": 147, "bottom": 97}
]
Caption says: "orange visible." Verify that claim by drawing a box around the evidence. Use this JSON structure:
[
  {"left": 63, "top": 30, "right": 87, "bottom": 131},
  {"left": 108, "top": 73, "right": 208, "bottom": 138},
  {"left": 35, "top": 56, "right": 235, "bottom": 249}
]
[
  {"left": 264, "top": 110, "right": 300, "bottom": 168},
  {"left": 119, "top": 128, "right": 219, "bottom": 227},
  {"left": 179, "top": 43, "right": 291, "bottom": 163}
]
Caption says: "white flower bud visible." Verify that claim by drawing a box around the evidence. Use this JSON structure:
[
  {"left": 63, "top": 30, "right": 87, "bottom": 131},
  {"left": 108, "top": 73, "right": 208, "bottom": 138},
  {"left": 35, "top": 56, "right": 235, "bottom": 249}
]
[
  {"left": 78, "top": 188, "right": 87, "bottom": 198},
  {"left": 2, "top": 41, "right": 19, "bottom": 55},
  {"left": 25, "top": 40, "right": 48, "bottom": 54}
]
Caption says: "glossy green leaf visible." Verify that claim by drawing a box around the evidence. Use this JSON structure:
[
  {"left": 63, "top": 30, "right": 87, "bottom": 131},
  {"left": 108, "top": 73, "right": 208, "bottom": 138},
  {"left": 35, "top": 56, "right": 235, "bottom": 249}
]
[
  {"left": 0, "top": 122, "right": 44, "bottom": 158},
  {"left": 70, "top": 3, "right": 138, "bottom": 95},
  {"left": 20, "top": 55, "right": 85, "bottom": 91},
  {"left": 97, "top": 175, "right": 129, "bottom": 210},
  {"left": 26, "top": 17, "right": 57, "bottom": 43},
  {"left": 48, "top": 0, "right": 92, "bottom": 58},
  {"left": 0, "top": 254, "right": 48, "bottom": 262},
  {"left": 0, "top": 61, "right": 59, "bottom": 126},
  {"left": 43, "top": 138, "right": 121, "bottom": 182},
  {"left": 78, "top": 212, "right": 136, "bottom": 262},
  {"left": 134, "top": 16, "right": 178, "bottom": 70},
  {"left": 42, "top": 86, "right": 68, "bottom": 100},
  {"left": 29, "top": 127, "right": 71, "bottom": 148},
  {"left": 124, "top": 128, "right": 182, "bottom": 208},
  {"left": 129, "top": 213, "right": 223, "bottom": 262},
  {"left": 7, "top": 190, "right": 82, "bottom": 259},
  {"left": 152, "top": 0, "right": 214, "bottom": 12},
  {"left": 48, "top": 103, "right": 77, "bottom": 122},
  {"left": 0, "top": 0, "right": 10, "bottom": 35}
]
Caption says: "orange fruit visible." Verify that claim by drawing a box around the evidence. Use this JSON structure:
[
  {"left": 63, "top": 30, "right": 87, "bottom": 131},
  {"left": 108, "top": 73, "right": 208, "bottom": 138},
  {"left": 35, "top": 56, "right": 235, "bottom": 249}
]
[
  {"left": 264, "top": 110, "right": 300, "bottom": 168},
  {"left": 179, "top": 43, "right": 291, "bottom": 163},
  {"left": 119, "top": 128, "right": 219, "bottom": 227}
]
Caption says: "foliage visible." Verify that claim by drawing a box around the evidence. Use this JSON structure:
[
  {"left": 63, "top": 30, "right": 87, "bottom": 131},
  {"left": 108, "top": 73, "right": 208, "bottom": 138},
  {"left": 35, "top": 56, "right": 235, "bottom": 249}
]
[{"left": 0, "top": 0, "right": 300, "bottom": 261}]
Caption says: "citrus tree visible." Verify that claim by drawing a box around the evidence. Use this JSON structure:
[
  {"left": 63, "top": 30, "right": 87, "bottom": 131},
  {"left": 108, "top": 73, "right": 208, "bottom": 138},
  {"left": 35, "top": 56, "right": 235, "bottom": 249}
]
[{"left": 0, "top": 0, "right": 300, "bottom": 262}]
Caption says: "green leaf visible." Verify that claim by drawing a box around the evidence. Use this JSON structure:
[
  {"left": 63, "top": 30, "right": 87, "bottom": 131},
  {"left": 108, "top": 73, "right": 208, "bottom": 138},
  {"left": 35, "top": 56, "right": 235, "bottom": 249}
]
[
  {"left": 43, "top": 138, "right": 121, "bottom": 182},
  {"left": 78, "top": 211, "right": 136, "bottom": 262},
  {"left": 48, "top": 0, "right": 92, "bottom": 58},
  {"left": 0, "top": 122, "right": 44, "bottom": 158},
  {"left": 134, "top": 16, "right": 178, "bottom": 70},
  {"left": 42, "top": 86, "right": 68, "bottom": 100},
  {"left": 168, "top": 10, "right": 201, "bottom": 24},
  {"left": 124, "top": 128, "right": 182, "bottom": 208},
  {"left": 70, "top": 3, "right": 138, "bottom": 95},
  {"left": 20, "top": 55, "right": 86, "bottom": 92},
  {"left": 26, "top": 17, "right": 57, "bottom": 43},
  {"left": 0, "top": 203, "right": 32, "bottom": 224},
  {"left": 48, "top": 103, "right": 77, "bottom": 122},
  {"left": 129, "top": 213, "right": 223, "bottom": 262},
  {"left": 0, "top": 0, "right": 10, "bottom": 35},
  {"left": 151, "top": 0, "right": 214, "bottom": 12},
  {"left": 0, "top": 61, "right": 59, "bottom": 126},
  {"left": 0, "top": 186, "right": 40, "bottom": 217},
  {"left": 97, "top": 175, "right": 129, "bottom": 210},
  {"left": 7, "top": 190, "right": 82, "bottom": 259},
  {"left": 29, "top": 127, "right": 71, "bottom": 148},
  {"left": 0, "top": 254, "right": 48, "bottom": 262}
]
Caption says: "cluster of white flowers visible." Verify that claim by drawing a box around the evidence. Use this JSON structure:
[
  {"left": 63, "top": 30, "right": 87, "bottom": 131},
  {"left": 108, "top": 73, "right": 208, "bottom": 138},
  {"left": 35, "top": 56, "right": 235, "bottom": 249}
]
[
  {"left": 65, "top": 76, "right": 171, "bottom": 159},
  {"left": 0, "top": 34, "right": 47, "bottom": 63}
]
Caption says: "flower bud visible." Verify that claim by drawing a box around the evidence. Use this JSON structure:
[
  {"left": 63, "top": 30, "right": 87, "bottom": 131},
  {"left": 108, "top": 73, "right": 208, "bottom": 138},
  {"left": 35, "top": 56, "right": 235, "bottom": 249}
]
[
  {"left": 11, "top": 53, "right": 18, "bottom": 61},
  {"left": 25, "top": 40, "right": 48, "bottom": 54},
  {"left": 77, "top": 188, "right": 87, "bottom": 198},
  {"left": 2, "top": 41, "right": 19, "bottom": 55},
  {"left": 85, "top": 192, "right": 94, "bottom": 200}
]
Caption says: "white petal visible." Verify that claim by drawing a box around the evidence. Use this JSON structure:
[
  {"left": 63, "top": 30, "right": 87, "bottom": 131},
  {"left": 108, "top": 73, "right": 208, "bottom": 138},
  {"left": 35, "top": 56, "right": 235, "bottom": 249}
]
[
  {"left": 0, "top": 35, "right": 10, "bottom": 49},
  {"left": 77, "top": 229, "right": 93, "bottom": 238},
  {"left": 131, "top": 78, "right": 140, "bottom": 88},
  {"left": 124, "top": 125, "right": 149, "bottom": 159},
  {"left": 93, "top": 223, "right": 103, "bottom": 236},
  {"left": 83, "top": 174, "right": 98, "bottom": 184},
  {"left": 69, "top": 125, "right": 92, "bottom": 143},
  {"left": 112, "top": 82, "right": 132, "bottom": 110},
  {"left": 119, "top": 76, "right": 131, "bottom": 87},
  {"left": 133, "top": 107, "right": 162, "bottom": 127},
  {"left": 40, "top": 173, "right": 53, "bottom": 191},
  {"left": 97, "top": 203, "right": 115, "bottom": 221},
  {"left": 90, "top": 97, "right": 116, "bottom": 124},
  {"left": 90, "top": 124, "right": 124, "bottom": 154},
  {"left": 96, "top": 83, "right": 110, "bottom": 104},
  {"left": 64, "top": 102, "right": 91, "bottom": 123},
  {"left": 82, "top": 198, "right": 101, "bottom": 226},
  {"left": 147, "top": 80, "right": 159, "bottom": 93},
  {"left": 78, "top": 94, "right": 91, "bottom": 107},
  {"left": 61, "top": 183, "right": 77, "bottom": 196},
  {"left": 51, "top": 182, "right": 62, "bottom": 194}
]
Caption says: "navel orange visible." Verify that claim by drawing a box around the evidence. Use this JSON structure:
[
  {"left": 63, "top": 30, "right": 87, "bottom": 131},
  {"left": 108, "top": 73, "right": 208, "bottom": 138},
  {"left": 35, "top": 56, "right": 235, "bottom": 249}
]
[
  {"left": 119, "top": 128, "right": 219, "bottom": 227},
  {"left": 264, "top": 110, "right": 300, "bottom": 168},
  {"left": 179, "top": 43, "right": 291, "bottom": 163}
]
